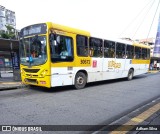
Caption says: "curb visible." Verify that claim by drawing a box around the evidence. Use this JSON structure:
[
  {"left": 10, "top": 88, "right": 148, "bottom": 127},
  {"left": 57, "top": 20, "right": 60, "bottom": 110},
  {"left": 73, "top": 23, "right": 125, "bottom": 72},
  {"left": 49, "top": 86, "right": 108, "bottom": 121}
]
[
  {"left": 0, "top": 84, "right": 27, "bottom": 91},
  {"left": 148, "top": 71, "right": 160, "bottom": 73},
  {"left": 92, "top": 96, "right": 160, "bottom": 133}
]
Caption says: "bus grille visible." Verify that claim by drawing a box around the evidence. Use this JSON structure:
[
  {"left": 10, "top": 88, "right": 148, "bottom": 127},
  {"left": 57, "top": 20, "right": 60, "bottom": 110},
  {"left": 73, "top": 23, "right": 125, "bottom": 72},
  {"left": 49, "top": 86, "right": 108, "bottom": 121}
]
[
  {"left": 23, "top": 68, "right": 40, "bottom": 73},
  {"left": 26, "top": 74, "right": 38, "bottom": 77},
  {"left": 25, "top": 78, "right": 37, "bottom": 84}
]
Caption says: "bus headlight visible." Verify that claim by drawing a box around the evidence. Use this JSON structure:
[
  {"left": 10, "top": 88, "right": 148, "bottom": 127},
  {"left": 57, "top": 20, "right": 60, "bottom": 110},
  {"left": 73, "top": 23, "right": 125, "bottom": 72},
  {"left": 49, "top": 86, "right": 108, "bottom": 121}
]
[
  {"left": 21, "top": 69, "right": 25, "bottom": 76},
  {"left": 40, "top": 69, "right": 48, "bottom": 77}
]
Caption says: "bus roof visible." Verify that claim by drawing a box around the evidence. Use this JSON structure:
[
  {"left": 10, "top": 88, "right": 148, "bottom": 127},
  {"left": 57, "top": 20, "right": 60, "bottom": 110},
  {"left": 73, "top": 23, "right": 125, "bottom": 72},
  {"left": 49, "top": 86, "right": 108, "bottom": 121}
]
[
  {"left": 90, "top": 34, "right": 133, "bottom": 45},
  {"left": 133, "top": 41, "right": 151, "bottom": 49},
  {"left": 46, "top": 22, "right": 90, "bottom": 36},
  {"left": 91, "top": 34, "right": 151, "bottom": 49}
]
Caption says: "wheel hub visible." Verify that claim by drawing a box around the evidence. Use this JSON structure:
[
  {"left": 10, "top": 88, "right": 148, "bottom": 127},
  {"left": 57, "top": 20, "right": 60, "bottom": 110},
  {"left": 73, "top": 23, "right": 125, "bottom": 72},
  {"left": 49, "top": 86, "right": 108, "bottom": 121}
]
[{"left": 77, "top": 76, "right": 84, "bottom": 85}]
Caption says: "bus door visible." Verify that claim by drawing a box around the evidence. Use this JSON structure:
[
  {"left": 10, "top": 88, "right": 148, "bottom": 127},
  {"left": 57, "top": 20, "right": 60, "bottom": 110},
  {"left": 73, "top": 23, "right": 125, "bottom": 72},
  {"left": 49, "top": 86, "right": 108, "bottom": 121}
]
[
  {"left": 50, "top": 31, "right": 75, "bottom": 87},
  {"left": 103, "top": 40, "right": 116, "bottom": 80}
]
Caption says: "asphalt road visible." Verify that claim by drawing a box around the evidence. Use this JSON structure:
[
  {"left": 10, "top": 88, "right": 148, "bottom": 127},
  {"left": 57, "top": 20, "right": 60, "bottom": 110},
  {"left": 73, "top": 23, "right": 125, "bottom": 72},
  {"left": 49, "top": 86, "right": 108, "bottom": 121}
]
[{"left": 0, "top": 72, "right": 160, "bottom": 133}]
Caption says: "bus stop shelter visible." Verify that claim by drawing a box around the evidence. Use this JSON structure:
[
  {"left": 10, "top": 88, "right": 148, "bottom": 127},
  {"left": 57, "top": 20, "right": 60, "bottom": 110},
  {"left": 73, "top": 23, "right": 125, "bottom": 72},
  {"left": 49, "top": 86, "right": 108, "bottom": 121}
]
[{"left": 0, "top": 38, "right": 20, "bottom": 81}]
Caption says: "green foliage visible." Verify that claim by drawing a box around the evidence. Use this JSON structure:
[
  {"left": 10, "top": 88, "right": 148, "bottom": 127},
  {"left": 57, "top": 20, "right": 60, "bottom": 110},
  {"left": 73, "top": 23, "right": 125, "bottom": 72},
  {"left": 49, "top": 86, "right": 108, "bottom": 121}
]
[
  {"left": 0, "top": 25, "right": 16, "bottom": 39},
  {"left": 0, "top": 32, "right": 9, "bottom": 39}
]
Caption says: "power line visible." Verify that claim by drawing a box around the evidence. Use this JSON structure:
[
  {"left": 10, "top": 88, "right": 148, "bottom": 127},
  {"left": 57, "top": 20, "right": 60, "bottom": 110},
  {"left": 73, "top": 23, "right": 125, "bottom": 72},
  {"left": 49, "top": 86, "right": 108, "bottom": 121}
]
[
  {"left": 146, "top": 0, "right": 160, "bottom": 39},
  {"left": 132, "top": 0, "right": 156, "bottom": 39},
  {"left": 119, "top": 0, "right": 153, "bottom": 38}
]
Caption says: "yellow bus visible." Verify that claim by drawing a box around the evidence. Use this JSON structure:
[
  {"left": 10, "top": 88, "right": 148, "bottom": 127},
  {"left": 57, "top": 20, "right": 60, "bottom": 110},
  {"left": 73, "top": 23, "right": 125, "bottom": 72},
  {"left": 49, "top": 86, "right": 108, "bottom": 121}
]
[{"left": 19, "top": 22, "right": 150, "bottom": 89}]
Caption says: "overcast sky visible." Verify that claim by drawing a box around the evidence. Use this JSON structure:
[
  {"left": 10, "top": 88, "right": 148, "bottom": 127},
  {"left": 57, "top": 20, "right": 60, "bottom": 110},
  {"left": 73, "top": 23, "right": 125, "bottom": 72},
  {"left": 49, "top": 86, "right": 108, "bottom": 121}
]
[{"left": 0, "top": 0, "right": 160, "bottom": 39}]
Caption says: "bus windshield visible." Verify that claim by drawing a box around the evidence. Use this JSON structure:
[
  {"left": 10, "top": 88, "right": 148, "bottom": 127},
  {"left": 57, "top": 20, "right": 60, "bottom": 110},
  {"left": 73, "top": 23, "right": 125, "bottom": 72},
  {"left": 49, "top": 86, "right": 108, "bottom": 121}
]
[{"left": 20, "top": 35, "right": 47, "bottom": 66}]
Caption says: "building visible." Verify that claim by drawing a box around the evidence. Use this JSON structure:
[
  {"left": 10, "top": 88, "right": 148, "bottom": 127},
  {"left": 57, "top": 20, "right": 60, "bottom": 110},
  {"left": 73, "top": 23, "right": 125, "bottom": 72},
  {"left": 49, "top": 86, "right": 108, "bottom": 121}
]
[
  {"left": 0, "top": 5, "right": 6, "bottom": 31},
  {"left": 0, "top": 5, "right": 16, "bottom": 31},
  {"left": 0, "top": 5, "right": 18, "bottom": 77}
]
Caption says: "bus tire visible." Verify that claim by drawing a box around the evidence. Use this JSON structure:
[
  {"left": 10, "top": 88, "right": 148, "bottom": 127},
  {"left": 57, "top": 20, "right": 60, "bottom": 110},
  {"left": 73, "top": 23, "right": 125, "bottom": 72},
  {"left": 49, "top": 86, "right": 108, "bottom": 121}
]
[
  {"left": 74, "top": 72, "right": 87, "bottom": 89},
  {"left": 127, "top": 69, "right": 134, "bottom": 80}
]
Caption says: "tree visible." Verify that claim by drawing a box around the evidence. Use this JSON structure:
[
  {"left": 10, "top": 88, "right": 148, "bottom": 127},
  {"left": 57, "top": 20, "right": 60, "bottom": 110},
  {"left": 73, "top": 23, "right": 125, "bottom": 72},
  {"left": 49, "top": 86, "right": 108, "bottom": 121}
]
[
  {"left": 0, "top": 25, "right": 17, "bottom": 39},
  {"left": 0, "top": 30, "right": 9, "bottom": 39}
]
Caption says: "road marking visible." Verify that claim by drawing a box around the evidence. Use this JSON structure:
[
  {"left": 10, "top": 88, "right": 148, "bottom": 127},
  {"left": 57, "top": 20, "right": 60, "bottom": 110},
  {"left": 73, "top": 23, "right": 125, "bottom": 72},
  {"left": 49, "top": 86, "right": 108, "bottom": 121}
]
[
  {"left": 109, "top": 102, "right": 160, "bottom": 134},
  {"left": 131, "top": 117, "right": 144, "bottom": 123}
]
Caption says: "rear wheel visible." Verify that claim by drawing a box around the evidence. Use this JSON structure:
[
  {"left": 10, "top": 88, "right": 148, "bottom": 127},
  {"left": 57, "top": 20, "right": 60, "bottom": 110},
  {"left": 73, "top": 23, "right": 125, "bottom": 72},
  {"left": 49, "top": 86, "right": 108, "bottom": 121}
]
[
  {"left": 74, "top": 72, "right": 87, "bottom": 89},
  {"left": 128, "top": 69, "right": 134, "bottom": 80}
]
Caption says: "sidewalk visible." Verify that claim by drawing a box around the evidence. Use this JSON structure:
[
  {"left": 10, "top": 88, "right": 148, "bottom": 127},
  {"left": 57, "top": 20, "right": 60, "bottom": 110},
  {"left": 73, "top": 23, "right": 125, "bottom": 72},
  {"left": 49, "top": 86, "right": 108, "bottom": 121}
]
[
  {"left": 94, "top": 97, "right": 160, "bottom": 133},
  {"left": 0, "top": 73, "right": 26, "bottom": 91},
  {"left": 148, "top": 70, "right": 160, "bottom": 73},
  {"left": 0, "top": 81, "right": 26, "bottom": 91}
]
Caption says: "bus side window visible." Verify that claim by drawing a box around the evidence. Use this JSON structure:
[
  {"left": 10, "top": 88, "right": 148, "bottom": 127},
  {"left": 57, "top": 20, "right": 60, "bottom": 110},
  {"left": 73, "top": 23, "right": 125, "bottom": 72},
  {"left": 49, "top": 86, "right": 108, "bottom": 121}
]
[
  {"left": 76, "top": 35, "right": 88, "bottom": 57},
  {"left": 104, "top": 40, "right": 115, "bottom": 58},
  {"left": 135, "top": 46, "right": 142, "bottom": 59},
  {"left": 89, "top": 37, "right": 103, "bottom": 57},
  {"left": 126, "top": 45, "right": 134, "bottom": 59},
  {"left": 50, "top": 33, "right": 74, "bottom": 62},
  {"left": 59, "top": 36, "right": 73, "bottom": 57},
  {"left": 116, "top": 42, "right": 125, "bottom": 58},
  {"left": 147, "top": 49, "right": 150, "bottom": 59},
  {"left": 142, "top": 48, "right": 147, "bottom": 59}
]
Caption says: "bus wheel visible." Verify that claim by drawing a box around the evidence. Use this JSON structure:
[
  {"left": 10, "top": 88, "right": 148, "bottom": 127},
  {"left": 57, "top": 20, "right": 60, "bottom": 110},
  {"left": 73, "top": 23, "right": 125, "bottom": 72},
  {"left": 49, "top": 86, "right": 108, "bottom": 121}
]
[
  {"left": 74, "top": 72, "right": 87, "bottom": 89},
  {"left": 128, "top": 69, "right": 134, "bottom": 80}
]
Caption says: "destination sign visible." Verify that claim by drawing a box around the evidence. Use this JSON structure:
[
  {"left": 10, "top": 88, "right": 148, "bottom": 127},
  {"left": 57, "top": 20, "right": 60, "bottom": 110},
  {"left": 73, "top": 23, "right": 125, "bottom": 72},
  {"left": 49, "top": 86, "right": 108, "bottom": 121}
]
[{"left": 20, "top": 23, "right": 47, "bottom": 37}]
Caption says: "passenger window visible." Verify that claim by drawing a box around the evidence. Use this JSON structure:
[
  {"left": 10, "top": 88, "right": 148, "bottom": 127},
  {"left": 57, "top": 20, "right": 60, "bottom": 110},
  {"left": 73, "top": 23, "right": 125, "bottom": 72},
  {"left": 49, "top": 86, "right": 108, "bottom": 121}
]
[
  {"left": 116, "top": 43, "right": 126, "bottom": 58},
  {"left": 126, "top": 45, "right": 134, "bottom": 59},
  {"left": 76, "top": 35, "right": 88, "bottom": 57},
  {"left": 89, "top": 37, "right": 103, "bottom": 57},
  {"left": 147, "top": 49, "right": 150, "bottom": 59},
  {"left": 142, "top": 48, "right": 147, "bottom": 59},
  {"left": 104, "top": 40, "right": 115, "bottom": 58},
  {"left": 134, "top": 47, "right": 142, "bottom": 59}
]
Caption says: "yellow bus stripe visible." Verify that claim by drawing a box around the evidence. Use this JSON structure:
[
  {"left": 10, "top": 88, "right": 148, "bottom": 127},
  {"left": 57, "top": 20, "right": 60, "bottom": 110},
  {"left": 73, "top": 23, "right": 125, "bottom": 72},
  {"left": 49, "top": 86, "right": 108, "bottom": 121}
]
[{"left": 132, "top": 59, "right": 150, "bottom": 64}]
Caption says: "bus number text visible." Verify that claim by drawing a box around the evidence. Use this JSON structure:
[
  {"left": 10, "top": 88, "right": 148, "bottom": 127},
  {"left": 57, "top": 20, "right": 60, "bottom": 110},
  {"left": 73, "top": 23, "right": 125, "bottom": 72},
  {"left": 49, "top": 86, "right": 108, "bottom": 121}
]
[{"left": 80, "top": 59, "right": 90, "bottom": 64}]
